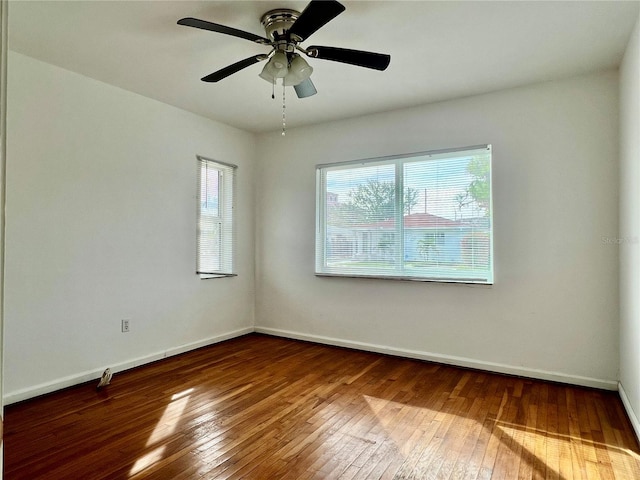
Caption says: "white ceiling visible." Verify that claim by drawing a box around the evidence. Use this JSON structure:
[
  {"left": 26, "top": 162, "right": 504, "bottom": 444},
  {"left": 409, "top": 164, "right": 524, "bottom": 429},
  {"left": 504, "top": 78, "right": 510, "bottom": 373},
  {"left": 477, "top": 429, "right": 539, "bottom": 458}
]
[{"left": 8, "top": 1, "right": 640, "bottom": 133}]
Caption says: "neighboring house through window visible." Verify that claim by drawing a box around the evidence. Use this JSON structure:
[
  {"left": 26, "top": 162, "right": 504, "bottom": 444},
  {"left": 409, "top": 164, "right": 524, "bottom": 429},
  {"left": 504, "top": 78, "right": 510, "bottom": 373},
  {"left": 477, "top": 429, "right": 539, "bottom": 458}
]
[
  {"left": 196, "top": 155, "right": 236, "bottom": 278},
  {"left": 316, "top": 145, "right": 493, "bottom": 284}
]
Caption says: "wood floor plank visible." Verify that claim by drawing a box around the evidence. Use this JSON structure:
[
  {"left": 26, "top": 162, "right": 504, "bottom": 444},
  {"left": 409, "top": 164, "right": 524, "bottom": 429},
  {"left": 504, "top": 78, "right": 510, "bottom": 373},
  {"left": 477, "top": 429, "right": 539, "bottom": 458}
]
[{"left": 4, "top": 334, "right": 640, "bottom": 479}]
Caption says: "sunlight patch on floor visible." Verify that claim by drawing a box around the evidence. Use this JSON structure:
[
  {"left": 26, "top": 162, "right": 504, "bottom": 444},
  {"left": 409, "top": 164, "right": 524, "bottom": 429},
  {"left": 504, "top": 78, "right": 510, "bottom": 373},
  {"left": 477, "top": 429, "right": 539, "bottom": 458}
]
[
  {"left": 146, "top": 388, "right": 194, "bottom": 446},
  {"left": 492, "top": 423, "right": 565, "bottom": 480},
  {"left": 129, "top": 446, "right": 166, "bottom": 476},
  {"left": 495, "top": 420, "right": 640, "bottom": 478},
  {"left": 496, "top": 419, "right": 640, "bottom": 458},
  {"left": 361, "top": 394, "right": 632, "bottom": 479},
  {"left": 128, "top": 388, "right": 195, "bottom": 477}
]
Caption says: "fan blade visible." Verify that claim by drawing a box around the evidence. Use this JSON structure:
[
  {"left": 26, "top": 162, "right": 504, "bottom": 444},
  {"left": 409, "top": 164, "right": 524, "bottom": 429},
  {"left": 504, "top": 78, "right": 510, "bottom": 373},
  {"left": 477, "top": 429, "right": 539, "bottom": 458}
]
[
  {"left": 288, "top": 0, "right": 345, "bottom": 42},
  {"left": 307, "top": 46, "right": 390, "bottom": 71},
  {"left": 294, "top": 78, "right": 317, "bottom": 98},
  {"left": 178, "top": 17, "right": 270, "bottom": 44},
  {"left": 201, "top": 55, "right": 267, "bottom": 82}
]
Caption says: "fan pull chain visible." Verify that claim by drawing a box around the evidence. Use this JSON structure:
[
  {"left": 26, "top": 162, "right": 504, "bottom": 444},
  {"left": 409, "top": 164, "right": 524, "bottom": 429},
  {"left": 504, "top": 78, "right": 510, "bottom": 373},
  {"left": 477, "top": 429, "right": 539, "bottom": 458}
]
[
  {"left": 271, "top": 78, "right": 275, "bottom": 100},
  {"left": 282, "top": 82, "right": 286, "bottom": 137}
]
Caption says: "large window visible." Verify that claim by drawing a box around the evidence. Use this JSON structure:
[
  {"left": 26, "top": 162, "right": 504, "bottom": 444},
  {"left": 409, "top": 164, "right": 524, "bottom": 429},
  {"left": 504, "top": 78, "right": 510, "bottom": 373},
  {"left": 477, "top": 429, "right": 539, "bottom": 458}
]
[
  {"left": 316, "top": 145, "right": 493, "bottom": 284},
  {"left": 196, "top": 156, "right": 236, "bottom": 278}
]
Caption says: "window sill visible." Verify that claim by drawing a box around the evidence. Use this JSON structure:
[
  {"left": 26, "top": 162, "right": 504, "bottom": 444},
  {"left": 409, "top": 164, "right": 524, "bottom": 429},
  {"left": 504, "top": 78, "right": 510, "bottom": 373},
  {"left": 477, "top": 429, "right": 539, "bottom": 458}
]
[
  {"left": 198, "top": 273, "right": 238, "bottom": 280},
  {"left": 315, "top": 272, "right": 493, "bottom": 286}
]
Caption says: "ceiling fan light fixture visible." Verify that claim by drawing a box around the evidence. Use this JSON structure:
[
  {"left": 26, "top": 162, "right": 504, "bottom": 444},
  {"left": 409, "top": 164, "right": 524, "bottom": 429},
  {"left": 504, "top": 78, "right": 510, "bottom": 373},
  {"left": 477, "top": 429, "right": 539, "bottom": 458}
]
[
  {"left": 265, "top": 50, "right": 289, "bottom": 78},
  {"left": 283, "top": 55, "right": 313, "bottom": 86},
  {"left": 258, "top": 63, "right": 276, "bottom": 83},
  {"left": 282, "top": 71, "right": 301, "bottom": 86},
  {"left": 293, "top": 77, "right": 318, "bottom": 98}
]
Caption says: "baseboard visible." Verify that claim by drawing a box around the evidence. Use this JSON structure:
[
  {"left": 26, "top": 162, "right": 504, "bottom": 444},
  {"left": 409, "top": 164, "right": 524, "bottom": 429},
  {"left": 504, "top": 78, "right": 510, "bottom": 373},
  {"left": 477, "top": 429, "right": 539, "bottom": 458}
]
[
  {"left": 3, "top": 327, "right": 254, "bottom": 405},
  {"left": 255, "top": 326, "right": 618, "bottom": 391},
  {"left": 6, "top": 325, "right": 619, "bottom": 405},
  {"left": 619, "top": 381, "right": 640, "bottom": 442}
]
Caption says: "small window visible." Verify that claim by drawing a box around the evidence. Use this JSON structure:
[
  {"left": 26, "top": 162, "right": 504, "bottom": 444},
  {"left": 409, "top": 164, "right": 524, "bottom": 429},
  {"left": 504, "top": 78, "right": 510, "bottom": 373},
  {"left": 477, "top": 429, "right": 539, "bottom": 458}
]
[
  {"left": 196, "top": 156, "right": 236, "bottom": 278},
  {"left": 315, "top": 145, "right": 493, "bottom": 284}
]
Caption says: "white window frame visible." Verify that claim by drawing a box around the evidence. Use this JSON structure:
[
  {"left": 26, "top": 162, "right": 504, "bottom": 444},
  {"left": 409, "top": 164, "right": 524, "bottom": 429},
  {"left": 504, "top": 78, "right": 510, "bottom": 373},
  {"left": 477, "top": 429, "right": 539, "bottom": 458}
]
[
  {"left": 196, "top": 155, "right": 236, "bottom": 279},
  {"left": 315, "top": 145, "right": 493, "bottom": 284}
]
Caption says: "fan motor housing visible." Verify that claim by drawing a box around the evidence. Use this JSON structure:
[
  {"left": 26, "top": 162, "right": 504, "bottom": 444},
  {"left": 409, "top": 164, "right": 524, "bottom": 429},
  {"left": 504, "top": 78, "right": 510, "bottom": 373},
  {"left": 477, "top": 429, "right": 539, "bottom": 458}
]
[{"left": 261, "top": 9, "right": 300, "bottom": 41}]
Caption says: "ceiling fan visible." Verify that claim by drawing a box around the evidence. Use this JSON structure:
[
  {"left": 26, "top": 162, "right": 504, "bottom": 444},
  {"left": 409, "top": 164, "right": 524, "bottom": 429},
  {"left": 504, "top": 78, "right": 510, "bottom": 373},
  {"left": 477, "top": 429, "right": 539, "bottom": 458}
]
[{"left": 178, "top": 0, "right": 391, "bottom": 99}]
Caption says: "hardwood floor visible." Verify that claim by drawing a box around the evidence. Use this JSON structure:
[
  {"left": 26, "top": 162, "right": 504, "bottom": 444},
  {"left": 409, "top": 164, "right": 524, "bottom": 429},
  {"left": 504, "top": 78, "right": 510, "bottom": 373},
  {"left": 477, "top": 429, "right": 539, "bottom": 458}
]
[{"left": 4, "top": 334, "right": 640, "bottom": 479}]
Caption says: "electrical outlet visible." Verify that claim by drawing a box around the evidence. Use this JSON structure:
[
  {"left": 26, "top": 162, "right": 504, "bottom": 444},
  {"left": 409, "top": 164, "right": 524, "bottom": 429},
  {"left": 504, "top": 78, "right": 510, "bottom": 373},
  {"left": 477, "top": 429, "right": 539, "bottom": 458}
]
[{"left": 121, "top": 319, "right": 130, "bottom": 333}]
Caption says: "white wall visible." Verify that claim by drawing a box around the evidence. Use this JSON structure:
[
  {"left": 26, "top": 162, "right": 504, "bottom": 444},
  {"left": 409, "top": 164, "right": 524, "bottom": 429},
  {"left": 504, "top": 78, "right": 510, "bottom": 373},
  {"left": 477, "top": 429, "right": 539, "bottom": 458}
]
[
  {"left": 256, "top": 71, "right": 620, "bottom": 389},
  {"left": 4, "top": 52, "right": 256, "bottom": 403},
  {"left": 619, "top": 12, "right": 640, "bottom": 437}
]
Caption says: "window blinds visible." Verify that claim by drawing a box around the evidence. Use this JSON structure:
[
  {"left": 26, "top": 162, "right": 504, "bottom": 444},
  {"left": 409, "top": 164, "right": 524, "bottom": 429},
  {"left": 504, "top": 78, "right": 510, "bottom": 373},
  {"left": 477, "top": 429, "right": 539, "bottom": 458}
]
[
  {"left": 197, "top": 156, "right": 236, "bottom": 277},
  {"left": 316, "top": 145, "right": 493, "bottom": 284}
]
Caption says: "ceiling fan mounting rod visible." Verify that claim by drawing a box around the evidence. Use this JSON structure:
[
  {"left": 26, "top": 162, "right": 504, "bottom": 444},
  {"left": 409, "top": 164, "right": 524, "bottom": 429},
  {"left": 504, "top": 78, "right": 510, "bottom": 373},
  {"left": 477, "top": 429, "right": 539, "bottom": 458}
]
[
  {"left": 274, "top": 40, "right": 295, "bottom": 54},
  {"left": 261, "top": 9, "right": 300, "bottom": 42}
]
